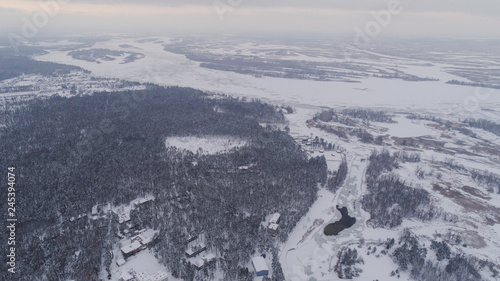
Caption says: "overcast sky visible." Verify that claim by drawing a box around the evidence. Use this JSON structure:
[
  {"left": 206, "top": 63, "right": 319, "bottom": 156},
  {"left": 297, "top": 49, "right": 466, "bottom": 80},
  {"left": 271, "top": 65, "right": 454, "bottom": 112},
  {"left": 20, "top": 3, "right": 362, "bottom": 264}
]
[{"left": 1, "top": 0, "right": 499, "bottom": 38}]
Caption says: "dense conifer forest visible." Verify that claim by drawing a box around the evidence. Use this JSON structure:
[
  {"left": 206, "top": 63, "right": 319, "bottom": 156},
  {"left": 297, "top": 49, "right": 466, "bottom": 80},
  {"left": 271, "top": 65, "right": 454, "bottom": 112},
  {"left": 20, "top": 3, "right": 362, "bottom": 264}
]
[
  {"left": 0, "top": 86, "right": 326, "bottom": 280},
  {"left": 0, "top": 55, "right": 88, "bottom": 81}
]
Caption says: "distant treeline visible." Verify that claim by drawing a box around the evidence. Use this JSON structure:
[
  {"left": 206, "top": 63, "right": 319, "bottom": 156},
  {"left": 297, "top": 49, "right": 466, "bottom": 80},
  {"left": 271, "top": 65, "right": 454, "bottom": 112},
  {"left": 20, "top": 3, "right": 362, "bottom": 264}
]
[
  {"left": 315, "top": 108, "right": 394, "bottom": 124},
  {"left": 0, "top": 45, "right": 48, "bottom": 56},
  {"left": 407, "top": 114, "right": 499, "bottom": 138},
  {"left": 0, "top": 55, "right": 88, "bottom": 81},
  {"left": 447, "top": 80, "right": 500, "bottom": 90}
]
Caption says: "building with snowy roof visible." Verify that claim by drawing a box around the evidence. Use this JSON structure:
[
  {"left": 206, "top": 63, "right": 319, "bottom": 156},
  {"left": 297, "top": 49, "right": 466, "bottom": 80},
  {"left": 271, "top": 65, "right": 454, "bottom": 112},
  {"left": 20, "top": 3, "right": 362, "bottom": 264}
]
[
  {"left": 116, "top": 258, "right": 126, "bottom": 267},
  {"left": 185, "top": 242, "right": 207, "bottom": 257},
  {"left": 185, "top": 234, "right": 199, "bottom": 244},
  {"left": 91, "top": 205, "right": 98, "bottom": 216},
  {"left": 190, "top": 253, "right": 216, "bottom": 270},
  {"left": 131, "top": 194, "right": 155, "bottom": 207},
  {"left": 113, "top": 195, "right": 155, "bottom": 224},
  {"left": 268, "top": 223, "right": 279, "bottom": 235},
  {"left": 113, "top": 207, "right": 131, "bottom": 224},
  {"left": 251, "top": 256, "right": 269, "bottom": 277},
  {"left": 121, "top": 229, "right": 157, "bottom": 258},
  {"left": 268, "top": 213, "right": 281, "bottom": 225},
  {"left": 137, "top": 229, "right": 156, "bottom": 243},
  {"left": 121, "top": 240, "right": 143, "bottom": 258}
]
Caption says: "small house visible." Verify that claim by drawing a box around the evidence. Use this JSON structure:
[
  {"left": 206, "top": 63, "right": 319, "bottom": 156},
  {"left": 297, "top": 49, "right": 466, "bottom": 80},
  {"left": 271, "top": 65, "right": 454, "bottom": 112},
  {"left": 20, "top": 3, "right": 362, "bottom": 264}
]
[
  {"left": 192, "top": 253, "right": 216, "bottom": 270},
  {"left": 119, "top": 271, "right": 134, "bottom": 281},
  {"left": 193, "top": 254, "right": 215, "bottom": 270},
  {"left": 251, "top": 256, "right": 269, "bottom": 277},
  {"left": 116, "top": 258, "right": 126, "bottom": 267},
  {"left": 113, "top": 207, "right": 131, "bottom": 224},
  {"left": 268, "top": 213, "right": 281, "bottom": 225},
  {"left": 268, "top": 223, "right": 279, "bottom": 235},
  {"left": 185, "top": 234, "right": 199, "bottom": 244},
  {"left": 121, "top": 240, "right": 142, "bottom": 258},
  {"left": 121, "top": 229, "right": 157, "bottom": 257},
  {"left": 238, "top": 165, "right": 249, "bottom": 170},
  {"left": 186, "top": 243, "right": 207, "bottom": 257}
]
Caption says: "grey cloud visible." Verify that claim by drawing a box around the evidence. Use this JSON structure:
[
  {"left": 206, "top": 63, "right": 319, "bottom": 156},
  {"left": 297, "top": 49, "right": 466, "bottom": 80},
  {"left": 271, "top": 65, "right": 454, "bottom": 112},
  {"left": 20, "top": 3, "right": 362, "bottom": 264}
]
[
  {"left": 11, "top": 0, "right": 500, "bottom": 16},
  {"left": 2, "top": 0, "right": 499, "bottom": 37}
]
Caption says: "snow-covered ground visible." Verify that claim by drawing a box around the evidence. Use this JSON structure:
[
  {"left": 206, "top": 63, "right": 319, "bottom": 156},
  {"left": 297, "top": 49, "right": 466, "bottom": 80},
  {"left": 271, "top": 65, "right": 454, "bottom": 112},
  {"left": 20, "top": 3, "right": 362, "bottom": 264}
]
[
  {"left": 105, "top": 248, "right": 180, "bottom": 281},
  {"left": 0, "top": 70, "right": 145, "bottom": 106},
  {"left": 17, "top": 36, "right": 500, "bottom": 280},
  {"left": 280, "top": 107, "right": 500, "bottom": 280},
  {"left": 165, "top": 136, "right": 247, "bottom": 155},
  {"left": 377, "top": 116, "right": 437, "bottom": 138}
]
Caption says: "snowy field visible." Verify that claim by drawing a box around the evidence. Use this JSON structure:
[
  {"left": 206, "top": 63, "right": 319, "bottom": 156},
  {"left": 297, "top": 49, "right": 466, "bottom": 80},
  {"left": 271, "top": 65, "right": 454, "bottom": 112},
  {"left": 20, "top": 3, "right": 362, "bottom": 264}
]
[
  {"left": 104, "top": 249, "right": 181, "bottom": 281},
  {"left": 34, "top": 37, "right": 500, "bottom": 122},
  {"left": 165, "top": 136, "right": 247, "bottom": 155},
  {"left": 281, "top": 110, "right": 500, "bottom": 280},
  {"left": 377, "top": 116, "right": 437, "bottom": 138}
]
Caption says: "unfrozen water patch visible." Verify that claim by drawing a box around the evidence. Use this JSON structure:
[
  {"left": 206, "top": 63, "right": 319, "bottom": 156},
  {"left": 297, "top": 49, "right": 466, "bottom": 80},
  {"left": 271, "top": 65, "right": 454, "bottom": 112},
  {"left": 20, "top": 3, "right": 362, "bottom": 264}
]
[{"left": 165, "top": 136, "right": 247, "bottom": 155}]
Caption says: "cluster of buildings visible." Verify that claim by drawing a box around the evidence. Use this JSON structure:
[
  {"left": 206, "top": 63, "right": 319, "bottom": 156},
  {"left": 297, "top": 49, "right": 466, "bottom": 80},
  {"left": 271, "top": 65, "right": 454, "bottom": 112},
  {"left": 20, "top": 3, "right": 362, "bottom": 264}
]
[
  {"left": 113, "top": 199, "right": 279, "bottom": 279},
  {"left": 0, "top": 71, "right": 147, "bottom": 101},
  {"left": 189, "top": 253, "right": 216, "bottom": 270},
  {"left": 292, "top": 134, "right": 328, "bottom": 153},
  {"left": 68, "top": 195, "right": 155, "bottom": 227},
  {"left": 184, "top": 235, "right": 216, "bottom": 270},
  {"left": 115, "top": 229, "right": 167, "bottom": 281},
  {"left": 246, "top": 212, "right": 282, "bottom": 278}
]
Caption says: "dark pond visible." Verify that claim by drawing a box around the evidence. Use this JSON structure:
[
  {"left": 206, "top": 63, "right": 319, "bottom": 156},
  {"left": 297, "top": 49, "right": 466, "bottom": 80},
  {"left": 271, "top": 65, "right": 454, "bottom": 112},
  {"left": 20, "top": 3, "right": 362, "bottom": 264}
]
[{"left": 324, "top": 205, "right": 356, "bottom": 236}]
